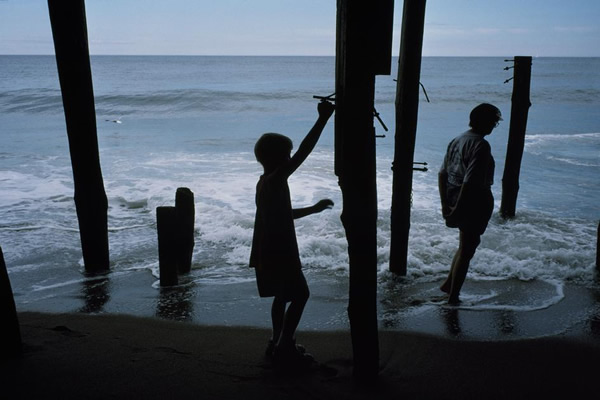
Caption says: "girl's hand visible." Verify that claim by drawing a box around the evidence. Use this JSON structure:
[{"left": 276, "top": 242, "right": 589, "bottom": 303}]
[
  {"left": 317, "top": 100, "right": 335, "bottom": 120},
  {"left": 314, "top": 199, "right": 334, "bottom": 213}
]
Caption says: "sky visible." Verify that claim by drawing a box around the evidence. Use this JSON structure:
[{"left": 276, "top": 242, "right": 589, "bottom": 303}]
[{"left": 1, "top": 0, "right": 599, "bottom": 57}]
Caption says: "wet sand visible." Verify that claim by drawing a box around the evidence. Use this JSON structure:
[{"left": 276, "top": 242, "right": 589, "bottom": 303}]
[
  {"left": 6, "top": 267, "right": 600, "bottom": 398},
  {"left": 3, "top": 311, "right": 599, "bottom": 399},
  {"left": 13, "top": 266, "right": 600, "bottom": 341}
]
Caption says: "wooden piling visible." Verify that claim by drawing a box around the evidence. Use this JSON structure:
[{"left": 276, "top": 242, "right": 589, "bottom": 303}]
[
  {"left": 335, "top": 0, "right": 394, "bottom": 382},
  {"left": 0, "top": 246, "right": 21, "bottom": 358},
  {"left": 500, "top": 56, "right": 532, "bottom": 219},
  {"left": 596, "top": 221, "right": 599, "bottom": 272},
  {"left": 48, "top": 0, "right": 109, "bottom": 271},
  {"left": 157, "top": 207, "right": 178, "bottom": 287},
  {"left": 175, "top": 188, "right": 195, "bottom": 274},
  {"left": 389, "top": 0, "right": 428, "bottom": 275}
]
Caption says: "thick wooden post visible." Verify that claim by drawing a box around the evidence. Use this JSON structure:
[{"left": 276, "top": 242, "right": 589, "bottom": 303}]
[
  {"left": 157, "top": 207, "right": 178, "bottom": 287},
  {"left": 596, "top": 221, "right": 600, "bottom": 272},
  {"left": 175, "top": 188, "right": 195, "bottom": 274},
  {"left": 501, "top": 56, "right": 532, "bottom": 219},
  {"left": 48, "top": 0, "right": 109, "bottom": 271},
  {"left": 389, "top": 0, "right": 427, "bottom": 275},
  {"left": 336, "top": 0, "right": 393, "bottom": 382},
  {"left": 0, "top": 247, "right": 21, "bottom": 358}
]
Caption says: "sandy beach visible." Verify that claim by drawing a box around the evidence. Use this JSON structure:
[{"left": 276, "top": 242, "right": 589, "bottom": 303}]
[{"left": 2, "top": 309, "right": 599, "bottom": 400}]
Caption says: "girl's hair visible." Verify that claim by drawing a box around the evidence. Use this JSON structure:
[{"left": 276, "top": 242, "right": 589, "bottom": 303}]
[{"left": 254, "top": 133, "right": 293, "bottom": 169}]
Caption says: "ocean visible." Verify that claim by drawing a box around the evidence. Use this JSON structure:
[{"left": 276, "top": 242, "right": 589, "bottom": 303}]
[{"left": 1, "top": 55, "right": 599, "bottom": 336}]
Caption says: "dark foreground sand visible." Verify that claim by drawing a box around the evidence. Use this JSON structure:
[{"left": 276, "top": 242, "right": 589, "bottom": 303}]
[{"left": 2, "top": 312, "right": 599, "bottom": 399}]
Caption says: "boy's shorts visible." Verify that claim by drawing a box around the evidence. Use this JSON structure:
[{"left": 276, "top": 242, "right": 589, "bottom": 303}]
[
  {"left": 255, "top": 267, "right": 309, "bottom": 302},
  {"left": 457, "top": 189, "right": 494, "bottom": 236}
]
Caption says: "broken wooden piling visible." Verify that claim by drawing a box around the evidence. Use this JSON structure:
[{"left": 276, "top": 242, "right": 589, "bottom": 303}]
[
  {"left": 157, "top": 188, "right": 195, "bottom": 285},
  {"left": 389, "top": 0, "right": 428, "bottom": 275},
  {"left": 0, "top": 246, "right": 21, "bottom": 358},
  {"left": 175, "top": 188, "right": 195, "bottom": 274},
  {"left": 596, "top": 221, "right": 599, "bottom": 272},
  {"left": 48, "top": 0, "right": 109, "bottom": 271},
  {"left": 335, "top": 0, "right": 394, "bottom": 382},
  {"left": 501, "top": 56, "right": 532, "bottom": 219},
  {"left": 157, "top": 206, "right": 178, "bottom": 287}
]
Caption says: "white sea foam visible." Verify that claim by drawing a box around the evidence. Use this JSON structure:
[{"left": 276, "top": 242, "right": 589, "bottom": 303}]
[
  {"left": 525, "top": 132, "right": 600, "bottom": 167},
  {"left": 0, "top": 170, "right": 72, "bottom": 207},
  {"left": 450, "top": 279, "right": 565, "bottom": 312}
]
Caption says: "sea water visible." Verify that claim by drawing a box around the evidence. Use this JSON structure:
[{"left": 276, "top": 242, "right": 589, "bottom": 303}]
[{"left": 1, "top": 56, "right": 599, "bottom": 329}]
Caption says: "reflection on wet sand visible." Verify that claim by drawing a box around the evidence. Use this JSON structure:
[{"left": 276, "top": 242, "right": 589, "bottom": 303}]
[
  {"left": 156, "top": 277, "right": 195, "bottom": 322},
  {"left": 79, "top": 272, "right": 110, "bottom": 313}
]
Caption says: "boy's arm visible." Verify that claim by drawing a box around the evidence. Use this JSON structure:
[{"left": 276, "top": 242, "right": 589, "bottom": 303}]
[
  {"left": 438, "top": 170, "right": 451, "bottom": 217},
  {"left": 280, "top": 101, "right": 334, "bottom": 177},
  {"left": 292, "top": 199, "right": 334, "bottom": 219}
]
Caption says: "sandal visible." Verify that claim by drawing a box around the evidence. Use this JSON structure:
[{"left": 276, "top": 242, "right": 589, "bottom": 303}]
[
  {"left": 273, "top": 342, "right": 315, "bottom": 369},
  {"left": 266, "top": 338, "right": 308, "bottom": 358}
]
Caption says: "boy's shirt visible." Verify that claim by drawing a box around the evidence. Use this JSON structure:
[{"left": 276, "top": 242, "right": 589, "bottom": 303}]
[
  {"left": 440, "top": 130, "right": 495, "bottom": 207},
  {"left": 249, "top": 171, "right": 301, "bottom": 274}
]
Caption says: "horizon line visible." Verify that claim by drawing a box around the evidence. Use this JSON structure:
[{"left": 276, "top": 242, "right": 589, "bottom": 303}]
[{"left": 2, "top": 53, "right": 599, "bottom": 58}]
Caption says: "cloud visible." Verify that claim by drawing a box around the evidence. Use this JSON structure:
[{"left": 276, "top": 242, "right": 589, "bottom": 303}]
[{"left": 553, "top": 26, "right": 597, "bottom": 33}]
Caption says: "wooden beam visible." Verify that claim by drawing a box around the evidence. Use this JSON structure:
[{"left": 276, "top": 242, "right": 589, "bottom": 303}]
[
  {"left": 175, "top": 188, "right": 195, "bottom": 274},
  {"left": 500, "top": 56, "right": 532, "bottom": 219},
  {"left": 48, "top": 0, "right": 109, "bottom": 272},
  {"left": 389, "top": 0, "right": 427, "bottom": 275},
  {"left": 335, "top": 0, "right": 393, "bottom": 382},
  {"left": 157, "top": 207, "right": 179, "bottom": 287},
  {"left": 0, "top": 246, "right": 21, "bottom": 358},
  {"left": 596, "top": 221, "right": 600, "bottom": 273}
]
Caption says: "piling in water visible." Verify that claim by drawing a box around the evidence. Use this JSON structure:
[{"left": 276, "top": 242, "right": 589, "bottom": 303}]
[
  {"left": 175, "top": 188, "right": 195, "bottom": 274},
  {"left": 501, "top": 56, "right": 532, "bottom": 219},
  {"left": 389, "top": 0, "right": 428, "bottom": 276},
  {"left": 157, "top": 206, "right": 178, "bottom": 287},
  {"left": 335, "top": 0, "right": 394, "bottom": 382},
  {"left": 48, "top": 0, "right": 109, "bottom": 271},
  {"left": 0, "top": 246, "right": 21, "bottom": 358}
]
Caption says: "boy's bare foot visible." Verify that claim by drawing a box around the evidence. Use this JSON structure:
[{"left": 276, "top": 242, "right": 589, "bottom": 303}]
[{"left": 447, "top": 296, "right": 461, "bottom": 306}]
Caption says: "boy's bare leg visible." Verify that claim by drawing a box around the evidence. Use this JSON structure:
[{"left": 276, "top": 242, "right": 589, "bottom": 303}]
[
  {"left": 440, "top": 249, "right": 460, "bottom": 294},
  {"left": 448, "top": 231, "right": 480, "bottom": 304}
]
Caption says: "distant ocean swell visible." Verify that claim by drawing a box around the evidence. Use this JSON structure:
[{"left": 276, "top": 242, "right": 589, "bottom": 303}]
[
  {"left": 0, "top": 88, "right": 317, "bottom": 116},
  {"left": 3, "top": 86, "right": 599, "bottom": 116}
]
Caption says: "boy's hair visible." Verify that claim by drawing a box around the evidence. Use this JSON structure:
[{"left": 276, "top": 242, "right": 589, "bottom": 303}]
[
  {"left": 254, "top": 133, "right": 293, "bottom": 169},
  {"left": 469, "top": 103, "right": 502, "bottom": 130}
]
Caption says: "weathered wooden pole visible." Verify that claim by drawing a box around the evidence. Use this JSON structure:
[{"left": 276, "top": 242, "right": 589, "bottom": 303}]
[
  {"left": 500, "top": 56, "right": 532, "bottom": 219},
  {"left": 0, "top": 247, "right": 21, "bottom": 358},
  {"left": 596, "top": 220, "right": 599, "bottom": 272},
  {"left": 157, "top": 207, "right": 178, "bottom": 286},
  {"left": 48, "top": 0, "right": 109, "bottom": 271},
  {"left": 389, "top": 0, "right": 427, "bottom": 275},
  {"left": 336, "top": 0, "right": 394, "bottom": 382},
  {"left": 175, "top": 187, "right": 195, "bottom": 274}
]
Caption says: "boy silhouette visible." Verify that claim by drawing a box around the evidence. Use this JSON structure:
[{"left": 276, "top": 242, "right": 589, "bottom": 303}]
[
  {"left": 439, "top": 103, "right": 502, "bottom": 304},
  {"left": 250, "top": 100, "right": 335, "bottom": 367}
]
